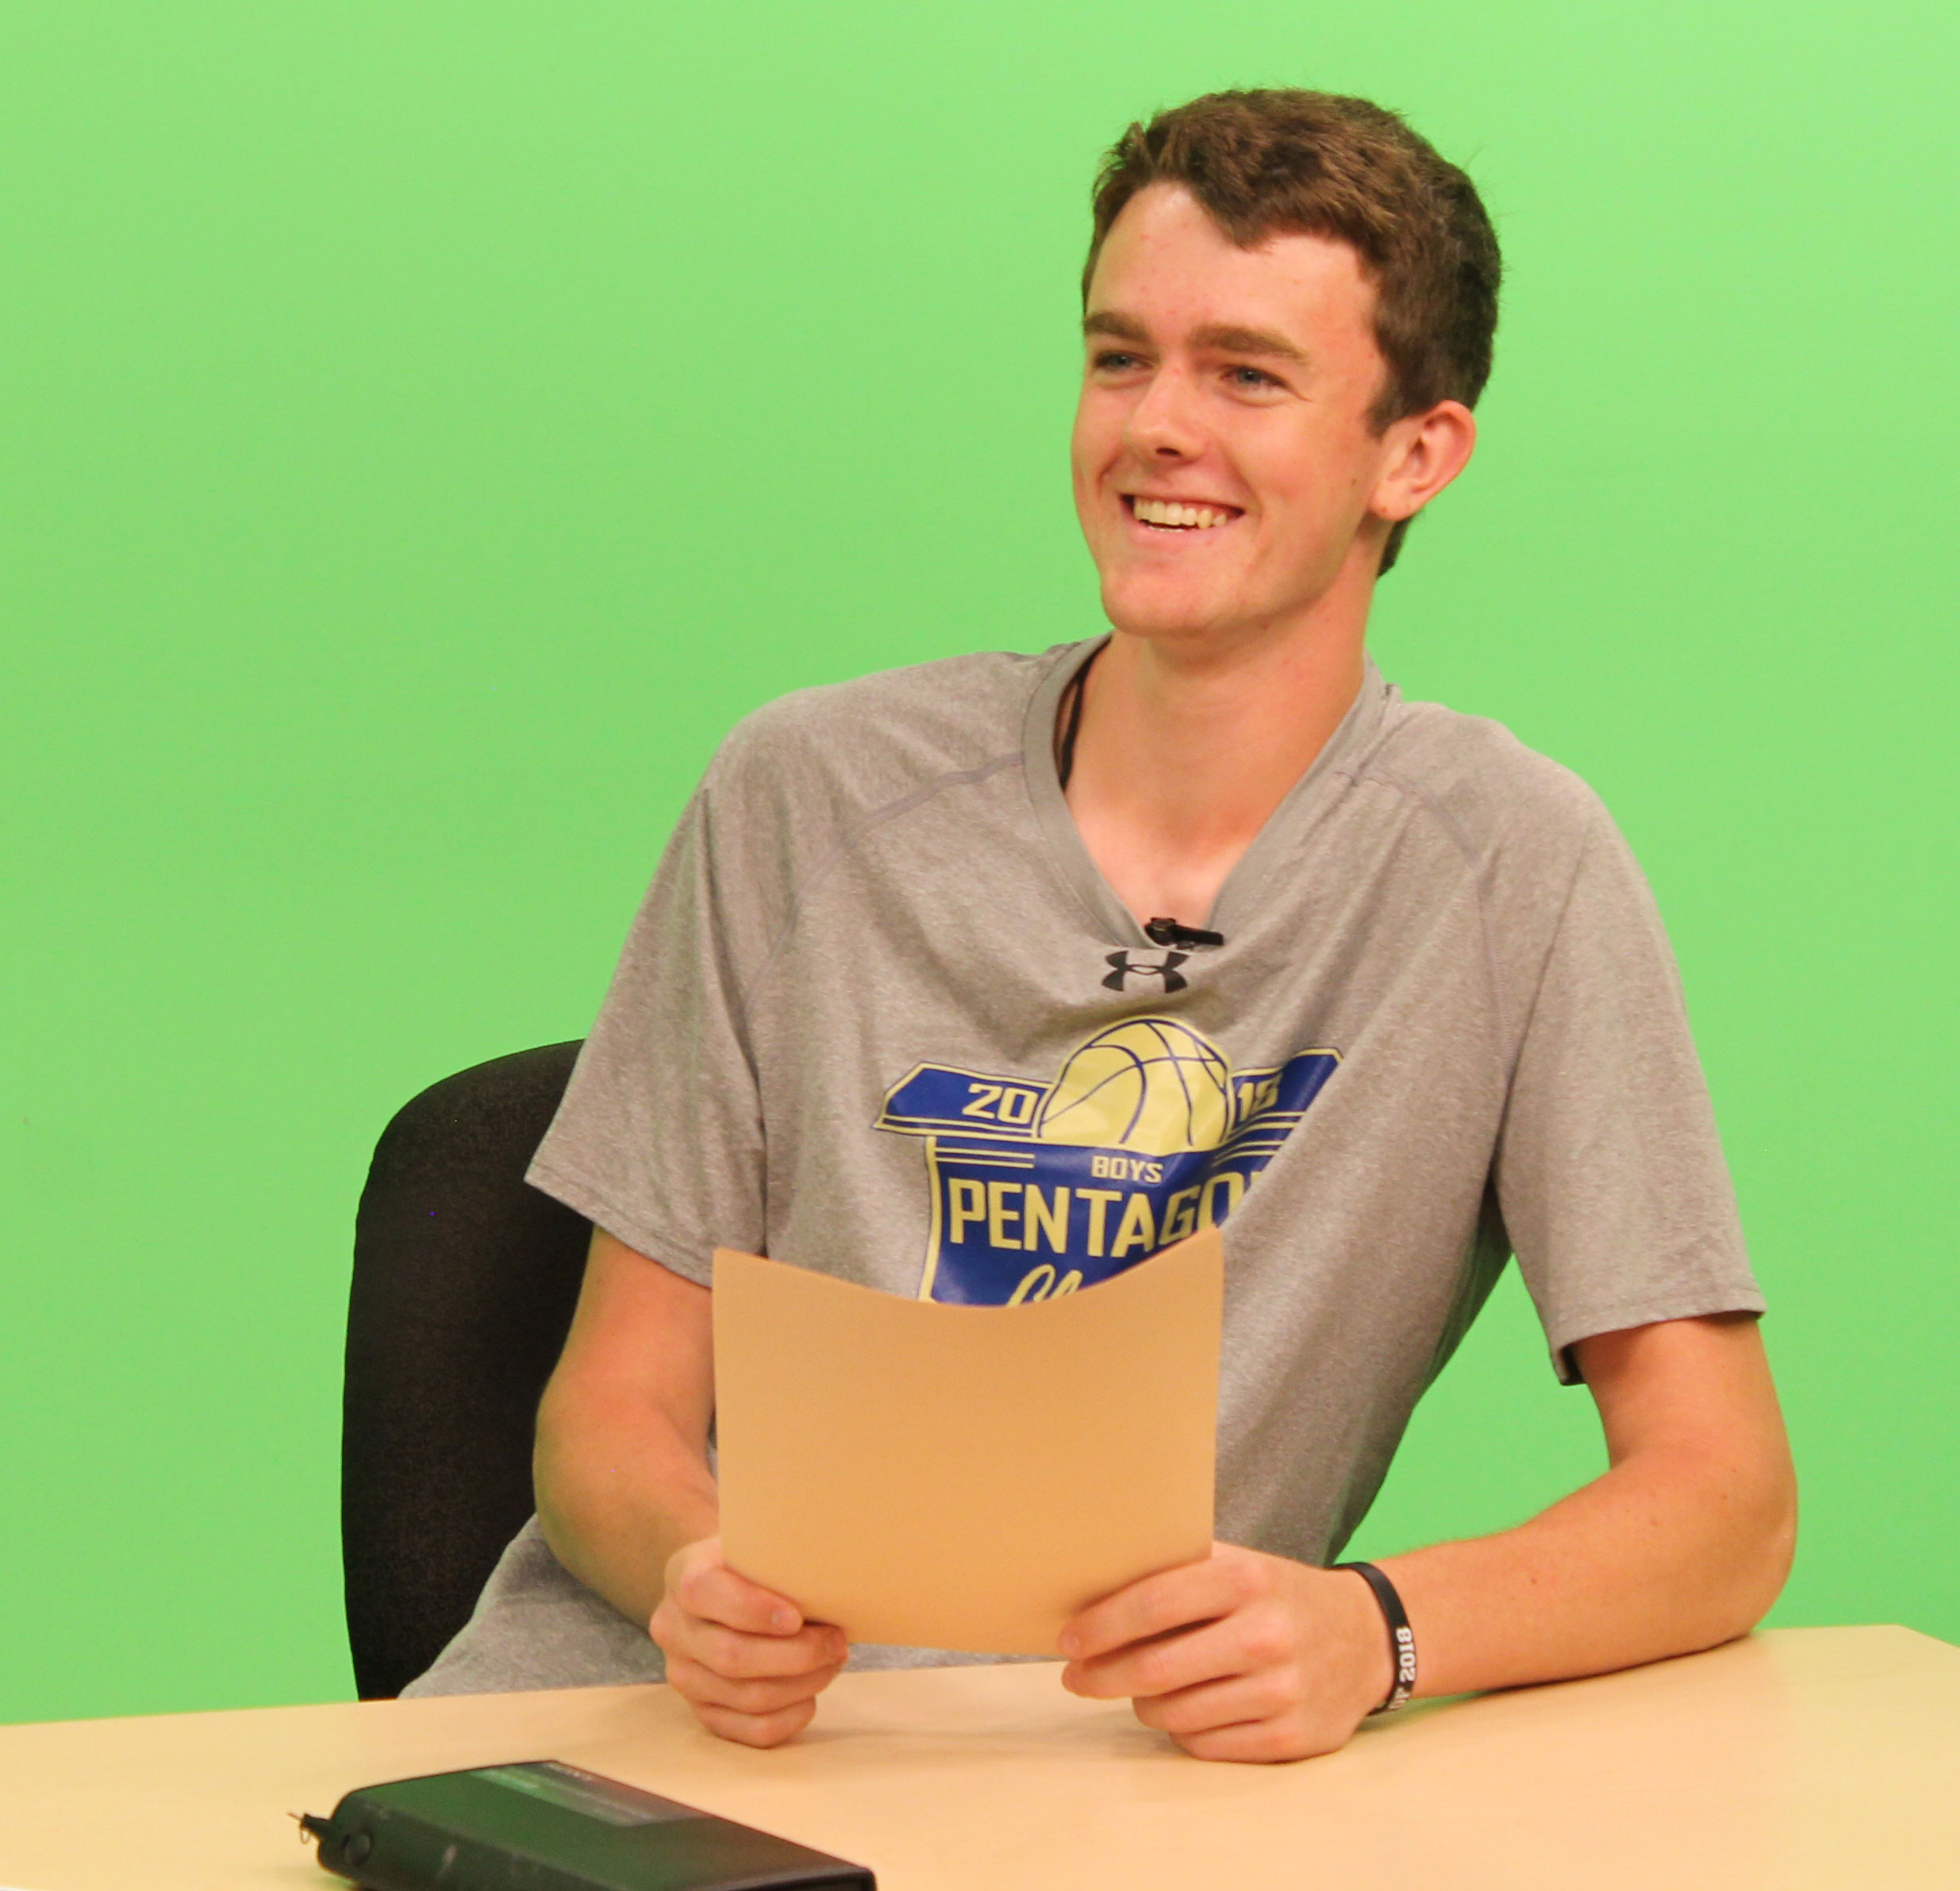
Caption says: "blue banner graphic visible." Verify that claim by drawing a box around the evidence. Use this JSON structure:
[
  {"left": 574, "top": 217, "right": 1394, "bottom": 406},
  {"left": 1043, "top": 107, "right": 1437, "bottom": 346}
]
[{"left": 874, "top": 1017, "right": 1339, "bottom": 1304}]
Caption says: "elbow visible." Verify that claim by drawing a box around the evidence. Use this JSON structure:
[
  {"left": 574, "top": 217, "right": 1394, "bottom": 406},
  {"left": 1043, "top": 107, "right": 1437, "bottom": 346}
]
[
  {"left": 1716, "top": 1454, "right": 1799, "bottom": 1642},
  {"left": 530, "top": 1367, "right": 592, "bottom": 1573},
  {"left": 1748, "top": 1468, "right": 1799, "bottom": 1624}
]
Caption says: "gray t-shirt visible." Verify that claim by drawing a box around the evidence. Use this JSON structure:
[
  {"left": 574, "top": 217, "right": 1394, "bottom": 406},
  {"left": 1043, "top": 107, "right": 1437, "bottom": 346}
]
[{"left": 406, "top": 639, "right": 1762, "bottom": 1697}]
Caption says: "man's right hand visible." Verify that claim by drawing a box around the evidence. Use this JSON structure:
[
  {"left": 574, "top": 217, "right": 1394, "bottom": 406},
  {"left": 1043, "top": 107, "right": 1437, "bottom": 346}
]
[
  {"left": 534, "top": 1233, "right": 846, "bottom": 1746},
  {"left": 650, "top": 1538, "right": 848, "bottom": 1747}
]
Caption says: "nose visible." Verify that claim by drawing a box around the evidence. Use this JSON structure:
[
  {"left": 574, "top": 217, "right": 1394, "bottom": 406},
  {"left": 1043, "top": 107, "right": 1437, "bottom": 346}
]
[{"left": 1124, "top": 363, "right": 1205, "bottom": 462}]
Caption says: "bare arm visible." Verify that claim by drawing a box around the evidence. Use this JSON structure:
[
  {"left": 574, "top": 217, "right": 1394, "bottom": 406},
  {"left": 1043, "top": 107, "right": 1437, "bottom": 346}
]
[
  {"left": 534, "top": 1228, "right": 847, "bottom": 1744},
  {"left": 533, "top": 1227, "right": 720, "bottom": 1624},
  {"left": 1060, "top": 1312, "right": 1797, "bottom": 1760},
  {"left": 1378, "top": 1310, "right": 1797, "bottom": 1694}
]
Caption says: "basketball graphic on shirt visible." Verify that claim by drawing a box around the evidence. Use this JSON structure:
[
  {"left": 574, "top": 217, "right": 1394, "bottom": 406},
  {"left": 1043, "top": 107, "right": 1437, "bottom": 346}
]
[
  {"left": 876, "top": 1020, "right": 1343, "bottom": 1302},
  {"left": 1035, "top": 1017, "right": 1233, "bottom": 1155}
]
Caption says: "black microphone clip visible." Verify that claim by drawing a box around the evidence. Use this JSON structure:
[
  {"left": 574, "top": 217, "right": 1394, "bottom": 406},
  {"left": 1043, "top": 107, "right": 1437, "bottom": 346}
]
[{"left": 1144, "top": 916, "right": 1225, "bottom": 951}]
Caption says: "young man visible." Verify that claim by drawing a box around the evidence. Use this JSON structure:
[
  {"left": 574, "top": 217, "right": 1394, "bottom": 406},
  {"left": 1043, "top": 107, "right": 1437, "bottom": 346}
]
[{"left": 409, "top": 90, "right": 1796, "bottom": 1764}]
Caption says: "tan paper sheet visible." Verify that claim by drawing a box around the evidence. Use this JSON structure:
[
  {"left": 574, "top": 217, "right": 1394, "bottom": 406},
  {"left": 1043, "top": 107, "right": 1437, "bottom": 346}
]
[{"left": 712, "top": 1229, "right": 1222, "bottom": 1655}]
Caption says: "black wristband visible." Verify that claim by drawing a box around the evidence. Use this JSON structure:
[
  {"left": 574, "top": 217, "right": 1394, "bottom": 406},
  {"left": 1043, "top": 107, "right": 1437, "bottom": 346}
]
[{"left": 1333, "top": 1561, "right": 1416, "bottom": 1712}]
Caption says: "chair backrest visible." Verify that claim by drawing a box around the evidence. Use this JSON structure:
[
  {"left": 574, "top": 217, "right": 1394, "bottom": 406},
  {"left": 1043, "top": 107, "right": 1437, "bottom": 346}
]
[{"left": 343, "top": 1041, "right": 590, "bottom": 1697}]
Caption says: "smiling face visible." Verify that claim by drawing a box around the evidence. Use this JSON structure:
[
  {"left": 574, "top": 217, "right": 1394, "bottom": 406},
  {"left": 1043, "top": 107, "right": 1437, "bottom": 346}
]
[{"left": 1072, "top": 184, "right": 1435, "bottom": 648}]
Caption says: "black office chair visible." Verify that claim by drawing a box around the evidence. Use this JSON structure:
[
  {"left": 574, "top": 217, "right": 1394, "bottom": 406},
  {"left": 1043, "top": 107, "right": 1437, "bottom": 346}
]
[{"left": 342, "top": 1041, "right": 591, "bottom": 1698}]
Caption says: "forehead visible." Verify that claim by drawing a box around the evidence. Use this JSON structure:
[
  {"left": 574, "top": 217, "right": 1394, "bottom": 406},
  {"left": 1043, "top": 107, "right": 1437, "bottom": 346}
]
[{"left": 1086, "top": 183, "right": 1378, "bottom": 353}]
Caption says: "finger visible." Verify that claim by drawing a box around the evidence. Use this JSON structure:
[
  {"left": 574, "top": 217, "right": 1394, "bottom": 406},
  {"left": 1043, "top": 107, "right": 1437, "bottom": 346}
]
[
  {"left": 649, "top": 1597, "right": 845, "bottom": 1678},
  {"left": 1059, "top": 1553, "right": 1243, "bottom": 1662},
  {"left": 1063, "top": 1614, "right": 1250, "bottom": 1701},
  {"left": 674, "top": 1556, "right": 812, "bottom": 1635},
  {"left": 666, "top": 1656, "right": 846, "bottom": 1717},
  {"left": 1129, "top": 1669, "right": 1293, "bottom": 1737},
  {"left": 1172, "top": 1713, "right": 1345, "bottom": 1764},
  {"left": 684, "top": 1618, "right": 848, "bottom": 1679},
  {"left": 686, "top": 1696, "right": 818, "bottom": 1749}
]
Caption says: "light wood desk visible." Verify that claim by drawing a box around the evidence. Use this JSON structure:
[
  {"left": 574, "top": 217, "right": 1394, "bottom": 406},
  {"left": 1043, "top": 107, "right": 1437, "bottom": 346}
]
[{"left": 2, "top": 1626, "right": 1954, "bottom": 1889}]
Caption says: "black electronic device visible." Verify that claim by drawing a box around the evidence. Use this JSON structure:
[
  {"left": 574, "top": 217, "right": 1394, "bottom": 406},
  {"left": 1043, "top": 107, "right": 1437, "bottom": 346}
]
[
  {"left": 301, "top": 1758, "right": 875, "bottom": 1891},
  {"left": 1144, "top": 916, "right": 1225, "bottom": 950}
]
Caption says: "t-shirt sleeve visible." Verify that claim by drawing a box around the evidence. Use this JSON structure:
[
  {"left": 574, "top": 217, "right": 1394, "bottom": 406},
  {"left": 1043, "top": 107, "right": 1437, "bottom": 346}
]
[
  {"left": 525, "top": 780, "right": 765, "bottom": 1286},
  {"left": 1494, "top": 802, "right": 1765, "bottom": 1383}
]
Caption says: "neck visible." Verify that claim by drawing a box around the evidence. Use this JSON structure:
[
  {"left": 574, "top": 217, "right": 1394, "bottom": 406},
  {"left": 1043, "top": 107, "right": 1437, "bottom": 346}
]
[{"left": 1063, "top": 608, "right": 1367, "bottom": 928}]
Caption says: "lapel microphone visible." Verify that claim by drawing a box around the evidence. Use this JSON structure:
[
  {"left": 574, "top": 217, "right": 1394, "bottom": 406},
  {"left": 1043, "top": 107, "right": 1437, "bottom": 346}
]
[{"left": 1145, "top": 916, "right": 1226, "bottom": 950}]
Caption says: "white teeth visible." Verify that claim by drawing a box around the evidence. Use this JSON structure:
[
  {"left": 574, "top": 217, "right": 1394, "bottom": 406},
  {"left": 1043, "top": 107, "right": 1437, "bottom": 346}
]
[{"left": 1133, "top": 497, "right": 1232, "bottom": 529}]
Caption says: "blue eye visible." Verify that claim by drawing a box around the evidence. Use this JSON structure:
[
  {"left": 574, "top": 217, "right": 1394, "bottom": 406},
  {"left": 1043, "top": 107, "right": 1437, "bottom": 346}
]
[{"left": 1229, "top": 366, "right": 1278, "bottom": 388}]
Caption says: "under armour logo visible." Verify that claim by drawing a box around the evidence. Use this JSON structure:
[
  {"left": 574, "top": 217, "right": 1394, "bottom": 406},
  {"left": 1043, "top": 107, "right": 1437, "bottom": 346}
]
[{"left": 1102, "top": 951, "right": 1189, "bottom": 993}]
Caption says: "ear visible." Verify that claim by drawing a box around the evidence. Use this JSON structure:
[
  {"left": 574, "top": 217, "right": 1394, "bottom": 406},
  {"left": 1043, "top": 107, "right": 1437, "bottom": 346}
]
[{"left": 1369, "top": 399, "right": 1478, "bottom": 524}]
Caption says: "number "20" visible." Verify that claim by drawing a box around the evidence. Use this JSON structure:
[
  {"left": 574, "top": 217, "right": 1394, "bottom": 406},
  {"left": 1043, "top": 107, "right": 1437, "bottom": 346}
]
[{"left": 961, "top": 1082, "right": 1040, "bottom": 1127}]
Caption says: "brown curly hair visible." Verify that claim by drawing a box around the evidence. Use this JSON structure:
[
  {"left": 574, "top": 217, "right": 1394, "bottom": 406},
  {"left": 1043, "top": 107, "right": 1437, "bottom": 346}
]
[{"left": 1086, "top": 90, "right": 1501, "bottom": 572}]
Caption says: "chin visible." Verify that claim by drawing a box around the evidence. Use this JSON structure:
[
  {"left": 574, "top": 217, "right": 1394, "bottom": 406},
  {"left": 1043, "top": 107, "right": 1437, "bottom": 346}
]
[{"left": 1098, "top": 575, "right": 1243, "bottom": 644}]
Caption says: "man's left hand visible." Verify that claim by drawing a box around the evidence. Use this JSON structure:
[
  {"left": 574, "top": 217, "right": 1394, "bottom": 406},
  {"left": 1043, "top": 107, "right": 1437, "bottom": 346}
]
[{"left": 1058, "top": 1543, "right": 1393, "bottom": 1762}]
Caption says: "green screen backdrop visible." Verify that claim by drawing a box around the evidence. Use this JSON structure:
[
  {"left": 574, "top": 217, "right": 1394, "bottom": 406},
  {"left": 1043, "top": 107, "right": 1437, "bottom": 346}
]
[{"left": 2, "top": 1, "right": 1954, "bottom": 1723}]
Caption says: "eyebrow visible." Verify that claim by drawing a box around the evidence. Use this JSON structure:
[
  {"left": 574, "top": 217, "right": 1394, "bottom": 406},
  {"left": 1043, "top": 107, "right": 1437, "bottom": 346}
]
[
  {"left": 1082, "top": 310, "right": 1312, "bottom": 368},
  {"left": 1082, "top": 310, "right": 1151, "bottom": 344}
]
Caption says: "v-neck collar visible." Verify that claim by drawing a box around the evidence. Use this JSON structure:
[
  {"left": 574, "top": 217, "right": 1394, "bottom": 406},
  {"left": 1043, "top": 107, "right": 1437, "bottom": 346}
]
[{"left": 1020, "top": 637, "right": 1391, "bottom": 948}]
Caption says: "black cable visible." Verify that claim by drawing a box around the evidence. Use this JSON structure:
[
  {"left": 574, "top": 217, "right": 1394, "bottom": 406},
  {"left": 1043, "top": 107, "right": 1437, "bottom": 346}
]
[{"left": 1055, "top": 644, "right": 1101, "bottom": 790}]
